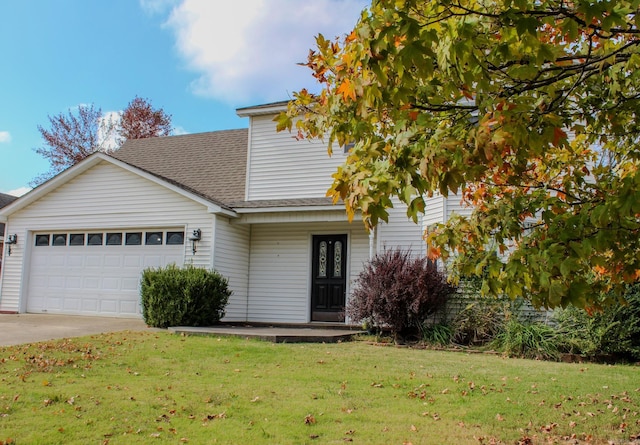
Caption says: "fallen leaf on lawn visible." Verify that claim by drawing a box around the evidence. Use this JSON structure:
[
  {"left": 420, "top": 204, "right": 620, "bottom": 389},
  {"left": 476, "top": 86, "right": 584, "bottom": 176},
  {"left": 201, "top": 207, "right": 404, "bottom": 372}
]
[
  {"left": 251, "top": 396, "right": 260, "bottom": 403},
  {"left": 495, "top": 414, "right": 504, "bottom": 421},
  {"left": 305, "top": 414, "right": 316, "bottom": 424},
  {"left": 345, "top": 429, "right": 355, "bottom": 435},
  {"left": 309, "top": 434, "right": 319, "bottom": 439},
  {"left": 149, "top": 433, "right": 161, "bottom": 438},
  {"left": 441, "top": 388, "right": 449, "bottom": 394},
  {"left": 180, "top": 438, "right": 188, "bottom": 443},
  {"left": 410, "top": 425, "right": 418, "bottom": 432}
]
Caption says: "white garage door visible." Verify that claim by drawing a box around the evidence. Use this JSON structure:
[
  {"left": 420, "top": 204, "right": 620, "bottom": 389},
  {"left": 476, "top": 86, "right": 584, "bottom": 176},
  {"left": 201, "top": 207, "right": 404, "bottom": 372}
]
[{"left": 27, "top": 229, "right": 185, "bottom": 317}]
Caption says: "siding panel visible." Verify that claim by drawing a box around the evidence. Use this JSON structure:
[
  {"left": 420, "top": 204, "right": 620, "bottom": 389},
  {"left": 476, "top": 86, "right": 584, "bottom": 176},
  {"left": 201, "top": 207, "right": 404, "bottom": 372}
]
[
  {"left": 377, "top": 199, "right": 425, "bottom": 255},
  {"left": 213, "top": 217, "right": 250, "bottom": 321},
  {"left": 246, "top": 115, "right": 347, "bottom": 200}
]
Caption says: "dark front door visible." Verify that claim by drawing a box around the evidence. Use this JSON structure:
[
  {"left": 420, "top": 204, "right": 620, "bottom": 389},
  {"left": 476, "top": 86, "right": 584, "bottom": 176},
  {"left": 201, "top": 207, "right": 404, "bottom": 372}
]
[{"left": 311, "top": 234, "right": 347, "bottom": 322}]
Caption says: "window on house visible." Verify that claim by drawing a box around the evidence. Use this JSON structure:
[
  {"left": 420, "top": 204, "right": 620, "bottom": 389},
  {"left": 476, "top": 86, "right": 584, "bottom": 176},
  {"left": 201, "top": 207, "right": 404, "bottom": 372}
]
[
  {"left": 166, "top": 231, "right": 185, "bottom": 245},
  {"left": 106, "top": 233, "right": 123, "bottom": 245},
  {"left": 343, "top": 142, "right": 355, "bottom": 154},
  {"left": 125, "top": 232, "right": 142, "bottom": 245},
  {"left": 35, "top": 234, "right": 50, "bottom": 246},
  {"left": 52, "top": 234, "right": 67, "bottom": 246},
  {"left": 69, "top": 233, "right": 85, "bottom": 246},
  {"left": 87, "top": 233, "right": 103, "bottom": 246},
  {"left": 145, "top": 232, "right": 163, "bottom": 245}
]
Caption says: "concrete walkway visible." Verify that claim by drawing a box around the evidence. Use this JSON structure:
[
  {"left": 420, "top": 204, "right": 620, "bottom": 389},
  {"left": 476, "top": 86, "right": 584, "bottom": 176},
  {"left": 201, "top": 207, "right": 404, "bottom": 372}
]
[
  {"left": 169, "top": 325, "right": 363, "bottom": 343},
  {"left": 0, "top": 313, "right": 363, "bottom": 346},
  {"left": 0, "top": 313, "right": 150, "bottom": 347}
]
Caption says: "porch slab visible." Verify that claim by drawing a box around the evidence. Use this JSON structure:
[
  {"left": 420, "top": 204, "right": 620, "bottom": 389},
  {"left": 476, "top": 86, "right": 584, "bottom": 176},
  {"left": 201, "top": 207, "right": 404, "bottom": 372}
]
[{"left": 167, "top": 325, "right": 364, "bottom": 343}]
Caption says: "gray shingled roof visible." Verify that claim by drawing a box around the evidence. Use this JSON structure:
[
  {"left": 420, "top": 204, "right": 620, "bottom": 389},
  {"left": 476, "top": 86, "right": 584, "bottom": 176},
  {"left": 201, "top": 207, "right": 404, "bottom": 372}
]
[
  {"left": 0, "top": 193, "right": 18, "bottom": 209},
  {"left": 111, "top": 129, "right": 248, "bottom": 208},
  {"left": 230, "top": 197, "right": 336, "bottom": 209},
  {"left": 0, "top": 192, "right": 18, "bottom": 236}
]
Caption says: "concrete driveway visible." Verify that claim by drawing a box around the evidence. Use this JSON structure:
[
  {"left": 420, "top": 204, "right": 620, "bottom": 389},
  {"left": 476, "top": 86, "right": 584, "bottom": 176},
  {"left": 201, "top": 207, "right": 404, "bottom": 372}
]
[{"left": 0, "top": 313, "right": 152, "bottom": 347}]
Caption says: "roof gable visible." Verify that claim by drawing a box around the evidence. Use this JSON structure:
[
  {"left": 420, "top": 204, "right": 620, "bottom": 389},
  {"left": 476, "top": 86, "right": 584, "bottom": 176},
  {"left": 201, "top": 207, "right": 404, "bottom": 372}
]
[{"left": 111, "top": 129, "right": 248, "bottom": 205}]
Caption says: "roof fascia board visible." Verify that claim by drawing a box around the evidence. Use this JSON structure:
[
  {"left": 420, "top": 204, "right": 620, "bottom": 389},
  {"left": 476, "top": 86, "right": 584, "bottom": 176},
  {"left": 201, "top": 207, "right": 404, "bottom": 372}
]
[
  {"left": 0, "top": 153, "right": 238, "bottom": 219},
  {"left": 234, "top": 205, "right": 341, "bottom": 214},
  {"left": 0, "top": 152, "right": 107, "bottom": 217},
  {"left": 236, "top": 102, "right": 288, "bottom": 117}
]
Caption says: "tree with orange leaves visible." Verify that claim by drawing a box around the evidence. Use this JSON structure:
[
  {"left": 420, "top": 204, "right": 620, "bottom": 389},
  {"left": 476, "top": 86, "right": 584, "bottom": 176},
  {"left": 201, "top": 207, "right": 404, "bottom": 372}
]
[{"left": 278, "top": 0, "right": 640, "bottom": 309}]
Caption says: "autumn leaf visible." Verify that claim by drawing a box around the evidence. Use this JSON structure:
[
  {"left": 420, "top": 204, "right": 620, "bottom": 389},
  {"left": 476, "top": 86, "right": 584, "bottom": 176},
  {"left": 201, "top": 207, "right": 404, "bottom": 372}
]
[
  {"left": 304, "top": 414, "right": 316, "bottom": 425},
  {"left": 336, "top": 79, "right": 356, "bottom": 102}
]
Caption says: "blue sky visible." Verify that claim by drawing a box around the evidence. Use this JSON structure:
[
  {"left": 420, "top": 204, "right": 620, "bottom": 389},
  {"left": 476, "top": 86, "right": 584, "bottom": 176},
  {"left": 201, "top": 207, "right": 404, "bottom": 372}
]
[{"left": 0, "top": 0, "right": 368, "bottom": 196}]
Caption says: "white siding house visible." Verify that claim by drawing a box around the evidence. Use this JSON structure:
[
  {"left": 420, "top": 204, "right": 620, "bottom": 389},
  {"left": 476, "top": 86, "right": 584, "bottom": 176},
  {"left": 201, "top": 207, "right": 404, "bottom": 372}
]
[{"left": 0, "top": 101, "right": 443, "bottom": 324}]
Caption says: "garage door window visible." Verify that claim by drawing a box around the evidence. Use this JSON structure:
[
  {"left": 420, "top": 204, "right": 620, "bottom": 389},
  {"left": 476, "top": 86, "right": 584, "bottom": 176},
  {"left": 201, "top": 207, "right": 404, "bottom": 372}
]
[
  {"left": 106, "top": 233, "right": 123, "bottom": 245},
  {"left": 146, "top": 232, "right": 163, "bottom": 245},
  {"left": 125, "top": 232, "right": 142, "bottom": 245},
  {"left": 88, "top": 233, "right": 103, "bottom": 246},
  {"left": 35, "top": 234, "right": 50, "bottom": 246},
  {"left": 52, "top": 234, "right": 67, "bottom": 246},
  {"left": 69, "top": 234, "right": 85, "bottom": 246},
  {"left": 166, "top": 231, "right": 185, "bottom": 245}
]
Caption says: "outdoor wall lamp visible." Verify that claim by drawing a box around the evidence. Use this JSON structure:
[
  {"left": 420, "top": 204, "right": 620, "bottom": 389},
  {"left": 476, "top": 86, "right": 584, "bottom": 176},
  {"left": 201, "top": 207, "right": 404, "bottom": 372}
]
[
  {"left": 6, "top": 234, "right": 17, "bottom": 256},
  {"left": 187, "top": 229, "right": 201, "bottom": 254}
]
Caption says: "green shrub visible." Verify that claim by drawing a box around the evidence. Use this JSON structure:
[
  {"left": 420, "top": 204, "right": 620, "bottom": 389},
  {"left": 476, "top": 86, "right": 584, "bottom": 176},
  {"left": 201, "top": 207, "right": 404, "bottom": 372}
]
[
  {"left": 449, "top": 299, "right": 506, "bottom": 346},
  {"left": 141, "top": 264, "right": 232, "bottom": 328},
  {"left": 347, "top": 249, "right": 455, "bottom": 340},
  {"left": 421, "top": 323, "right": 453, "bottom": 346},
  {"left": 492, "top": 318, "right": 560, "bottom": 360},
  {"left": 554, "top": 284, "right": 640, "bottom": 361}
]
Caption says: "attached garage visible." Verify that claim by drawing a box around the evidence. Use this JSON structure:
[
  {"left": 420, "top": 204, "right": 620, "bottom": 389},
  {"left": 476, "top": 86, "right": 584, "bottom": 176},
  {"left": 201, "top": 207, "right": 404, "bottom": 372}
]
[{"left": 26, "top": 229, "right": 185, "bottom": 317}]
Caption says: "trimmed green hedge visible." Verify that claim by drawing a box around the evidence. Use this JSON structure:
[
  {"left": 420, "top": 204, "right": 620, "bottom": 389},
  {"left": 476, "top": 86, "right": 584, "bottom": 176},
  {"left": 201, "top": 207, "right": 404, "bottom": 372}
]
[{"left": 141, "top": 265, "right": 232, "bottom": 328}]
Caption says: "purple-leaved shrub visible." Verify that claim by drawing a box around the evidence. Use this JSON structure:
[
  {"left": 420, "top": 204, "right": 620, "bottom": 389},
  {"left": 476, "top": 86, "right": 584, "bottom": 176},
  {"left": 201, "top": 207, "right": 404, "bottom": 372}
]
[{"left": 347, "top": 249, "right": 455, "bottom": 338}]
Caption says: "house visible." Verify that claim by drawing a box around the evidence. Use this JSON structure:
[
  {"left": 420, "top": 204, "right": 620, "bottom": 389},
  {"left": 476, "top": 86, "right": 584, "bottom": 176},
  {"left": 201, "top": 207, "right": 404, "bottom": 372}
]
[
  {"left": 0, "top": 101, "right": 467, "bottom": 322},
  {"left": 0, "top": 192, "right": 19, "bottom": 273}
]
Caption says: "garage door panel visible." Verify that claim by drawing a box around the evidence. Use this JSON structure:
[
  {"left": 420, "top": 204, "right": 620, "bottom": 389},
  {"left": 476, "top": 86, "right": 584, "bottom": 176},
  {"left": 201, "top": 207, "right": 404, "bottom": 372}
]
[
  {"left": 83, "top": 277, "right": 100, "bottom": 289},
  {"left": 63, "top": 298, "right": 81, "bottom": 311},
  {"left": 85, "top": 255, "right": 103, "bottom": 267},
  {"left": 27, "top": 229, "right": 185, "bottom": 317},
  {"left": 65, "top": 277, "right": 83, "bottom": 289},
  {"left": 49, "top": 276, "right": 65, "bottom": 289},
  {"left": 66, "top": 255, "right": 84, "bottom": 267},
  {"left": 104, "top": 255, "right": 122, "bottom": 268},
  {"left": 122, "top": 277, "right": 139, "bottom": 291},
  {"left": 124, "top": 255, "right": 142, "bottom": 267}
]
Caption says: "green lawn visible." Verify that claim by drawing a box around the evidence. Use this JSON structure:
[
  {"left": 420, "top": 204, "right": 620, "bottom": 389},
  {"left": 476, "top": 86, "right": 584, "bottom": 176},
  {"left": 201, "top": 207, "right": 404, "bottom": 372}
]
[{"left": 0, "top": 331, "right": 638, "bottom": 444}]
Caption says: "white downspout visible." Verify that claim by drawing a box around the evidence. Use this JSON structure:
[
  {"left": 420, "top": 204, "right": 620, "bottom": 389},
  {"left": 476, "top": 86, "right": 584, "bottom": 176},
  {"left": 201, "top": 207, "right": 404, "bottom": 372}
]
[{"left": 369, "top": 227, "right": 375, "bottom": 260}]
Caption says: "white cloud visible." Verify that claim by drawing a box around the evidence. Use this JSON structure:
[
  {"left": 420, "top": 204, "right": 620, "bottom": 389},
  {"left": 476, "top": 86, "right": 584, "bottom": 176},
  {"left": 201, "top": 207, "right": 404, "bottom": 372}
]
[
  {"left": 164, "top": 0, "right": 368, "bottom": 104},
  {"left": 173, "top": 125, "right": 189, "bottom": 136},
  {"left": 0, "top": 131, "right": 11, "bottom": 143},
  {"left": 5, "top": 187, "right": 30, "bottom": 197},
  {"left": 139, "top": 0, "right": 180, "bottom": 15},
  {"left": 97, "top": 111, "right": 122, "bottom": 151}
]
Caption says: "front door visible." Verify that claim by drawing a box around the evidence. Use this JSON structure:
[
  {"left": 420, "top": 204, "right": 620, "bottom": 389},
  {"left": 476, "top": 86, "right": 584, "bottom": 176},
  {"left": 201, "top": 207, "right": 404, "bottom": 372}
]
[{"left": 311, "top": 234, "right": 347, "bottom": 322}]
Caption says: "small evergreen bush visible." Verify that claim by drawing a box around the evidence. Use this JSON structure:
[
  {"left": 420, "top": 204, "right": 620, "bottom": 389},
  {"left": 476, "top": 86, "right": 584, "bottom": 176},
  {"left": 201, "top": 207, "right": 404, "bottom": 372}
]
[
  {"left": 347, "top": 249, "right": 454, "bottom": 339},
  {"left": 141, "top": 264, "right": 232, "bottom": 328}
]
